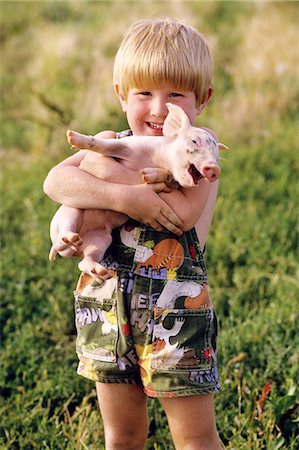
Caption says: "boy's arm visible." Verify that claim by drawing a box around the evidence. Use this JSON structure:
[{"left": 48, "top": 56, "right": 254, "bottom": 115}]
[
  {"left": 142, "top": 167, "right": 218, "bottom": 246},
  {"left": 142, "top": 166, "right": 216, "bottom": 233},
  {"left": 194, "top": 182, "right": 218, "bottom": 249},
  {"left": 43, "top": 132, "right": 184, "bottom": 235},
  {"left": 159, "top": 180, "right": 218, "bottom": 234}
]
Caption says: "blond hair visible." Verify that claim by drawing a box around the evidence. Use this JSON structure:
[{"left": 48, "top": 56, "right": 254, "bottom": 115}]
[{"left": 113, "top": 18, "right": 213, "bottom": 106}]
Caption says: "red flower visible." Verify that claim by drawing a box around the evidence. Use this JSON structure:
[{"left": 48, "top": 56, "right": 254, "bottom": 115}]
[{"left": 257, "top": 383, "right": 272, "bottom": 420}]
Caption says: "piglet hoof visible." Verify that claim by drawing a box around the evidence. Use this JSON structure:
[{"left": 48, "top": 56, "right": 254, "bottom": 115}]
[
  {"left": 49, "top": 245, "right": 59, "bottom": 261},
  {"left": 49, "top": 232, "right": 83, "bottom": 261},
  {"left": 61, "top": 232, "right": 83, "bottom": 249},
  {"left": 49, "top": 243, "right": 77, "bottom": 261},
  {"left": 67, "top": 130, "right": 94, "bottom": 151},
  {"left": 142, "top": 167, "right": 174, "bottom": 185},
  {"left": 67, "top": 130, "right": 82, "bottom": 150},
  {"left": 78, "top": 259, "right": 114, "bottom": 282}
]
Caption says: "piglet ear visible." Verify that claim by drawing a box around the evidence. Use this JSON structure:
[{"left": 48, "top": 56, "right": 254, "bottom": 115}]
[
  {"left": 163, "top": 103, "right": 191, "bottom": 137},
  {"left": 218, "top": 143, "right": 229, "bottom": 151}
]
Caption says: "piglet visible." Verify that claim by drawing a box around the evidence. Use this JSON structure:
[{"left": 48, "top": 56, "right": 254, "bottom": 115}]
[
  {"left": 68, "top": 103, "right": 226, "bottom": 187},
  {"left": 49, "top": 103, "right": 227, "bottom": 281}
]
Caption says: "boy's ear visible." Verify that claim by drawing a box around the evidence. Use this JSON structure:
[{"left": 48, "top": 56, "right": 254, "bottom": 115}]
[
  {"left": 196, "top": 86, "right": 214, "bottom": 115},
  {"left": 114, "top": 84, "right": 127, "bottom": 112}
]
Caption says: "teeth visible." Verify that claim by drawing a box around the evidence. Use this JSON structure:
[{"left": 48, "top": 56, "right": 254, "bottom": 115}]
[{"left": 149, "top": 123, "right": 163, "bottom": 130}]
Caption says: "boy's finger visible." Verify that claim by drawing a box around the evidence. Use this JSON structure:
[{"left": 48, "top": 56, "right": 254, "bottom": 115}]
[
  {"left": 160, "top": 210, "right": 184, "bottom": 235},
  {"left": 146, "top": 215, "right": 183, "bottom": 235},
  {"left": 146, "top": 220, "right": 163, "bottom": 232},
  {"left": 161, "top": 220, "right": 183, "bottom": 236},
  {"left": 150, "top": 182, "right": 168, "bottom": 193},
  {"left": 161, "top": 186, "right": 172, "bottom": 193}
]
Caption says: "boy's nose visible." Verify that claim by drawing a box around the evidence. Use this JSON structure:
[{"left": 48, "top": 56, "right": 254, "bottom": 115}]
[{"left": 150, "top": 98, "right": 168, "bottom": 118}]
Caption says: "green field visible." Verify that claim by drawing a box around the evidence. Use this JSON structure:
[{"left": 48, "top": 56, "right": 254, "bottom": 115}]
[{"left": 1, "top": 1, "right": 298, "bottom": 449}]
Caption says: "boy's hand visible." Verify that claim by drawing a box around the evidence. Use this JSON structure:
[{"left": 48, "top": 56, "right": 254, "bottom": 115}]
[{"left": 123, "top": 183, "right": 184, "bottom": 235}]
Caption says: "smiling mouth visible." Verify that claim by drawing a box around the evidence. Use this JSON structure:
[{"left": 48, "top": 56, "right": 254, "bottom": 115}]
[
  {"left": 147, "top": 122, "right": 164, "bottom": 131},
  {"left": 188, "top": 164, "right": 203, "bottom": 185}
]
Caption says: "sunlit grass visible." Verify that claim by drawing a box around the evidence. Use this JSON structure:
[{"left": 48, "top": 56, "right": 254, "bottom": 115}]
[{"left": 1, "top": 2, "right": 298, "bottom": 449}]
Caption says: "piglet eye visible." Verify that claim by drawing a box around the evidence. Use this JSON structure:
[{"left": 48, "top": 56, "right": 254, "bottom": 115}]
[{"left": 192, "top": 139, "right": 197, "bottom": 144}]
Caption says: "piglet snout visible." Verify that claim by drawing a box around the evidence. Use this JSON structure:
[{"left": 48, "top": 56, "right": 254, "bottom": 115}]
[{"left": 202, "top": 164, "right": 221, "bottom": 182}]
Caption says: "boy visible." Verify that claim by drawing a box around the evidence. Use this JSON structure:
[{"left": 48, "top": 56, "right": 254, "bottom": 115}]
[{"left": 44, "top": 18, "right": 222, "bottom": 449}]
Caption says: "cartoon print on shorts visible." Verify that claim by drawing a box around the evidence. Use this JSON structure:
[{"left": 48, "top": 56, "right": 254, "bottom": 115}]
[
  {"left": 75, "top": 276, "right": 119, "bottom": 364},
  {"left": 74, "top": 219, "right": 219, "bottom": 395},
  {"left": 136, "top": 238, "right": 184, "bottom": 280},
  {"left": 120, "top": 223, "right": 142, "bottom": 251},
  {"left": 76, "top": 274, "right": 118, "bottom": 297},
  {"left": 150, "top": 307, "right": 212, "bottom": 370},
  {"left": 154, "top": 280, "right": 212, "bottom": 310},
  {"left": 100, "top": 223, "right": 154, "bottom": 273},
  {"left": 128, "top": 277, "right": 218, "bottom": 393},
  {"left": 134, "top": 305, "right": 219, "bottom": 394},
  {"left": 75, "top": 302, "right": 118, "bottom": 362},
  {"left": 120, "top": 223, "right": 162, "bottom": 267},
  {"left": 150, "top": 310, "right": 186, "bottom": 370},
  {"left": 100, "top": 221, "right": 208, "bottom": 283}
]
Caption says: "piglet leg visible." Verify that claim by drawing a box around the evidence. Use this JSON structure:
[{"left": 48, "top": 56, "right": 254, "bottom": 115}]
[
  {"left": 49, "top": 233, "right": 83, "bottom": 261},
  {"left": 67, "top": 130, "right": 131, "bottom": 160},
  {"left": 67, "top": 130, "right": 98, "bottom": 151},
  {"left": 49, "top": 205, "right": 83, "bottom": 260},
  {"left": 78, "top": 229, "right": 114, "bottom": 282}
]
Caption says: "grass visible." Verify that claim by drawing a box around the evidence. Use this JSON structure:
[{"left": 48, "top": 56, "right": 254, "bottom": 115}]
[{"left": 1, "top": 1, "right": 298, "bottom": 449}]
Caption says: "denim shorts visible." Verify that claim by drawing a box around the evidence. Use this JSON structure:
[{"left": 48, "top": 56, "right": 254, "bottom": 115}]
[{"left": 74, "top": 223, "right": 220, "bottom": 398}]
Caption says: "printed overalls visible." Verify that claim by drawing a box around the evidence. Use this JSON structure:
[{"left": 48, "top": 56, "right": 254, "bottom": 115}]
[{"left": 74, "top": 130, "right": 220, "bottom": 398}]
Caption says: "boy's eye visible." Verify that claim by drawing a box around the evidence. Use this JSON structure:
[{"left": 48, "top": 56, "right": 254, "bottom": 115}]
[
  {"left": 170, "top": 92, "right": 183, "bottom": 98},
  {"left": 139, "top": 91, "right": 152, "bottom": 96}
]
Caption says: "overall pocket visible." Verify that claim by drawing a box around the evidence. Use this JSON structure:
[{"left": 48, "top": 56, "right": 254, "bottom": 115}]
[
  {"left": 150, "top": 307, "right": 217, "bottom": 372},
  {"left": 74, "top": 279, "right": 119, "bottom": 364}
]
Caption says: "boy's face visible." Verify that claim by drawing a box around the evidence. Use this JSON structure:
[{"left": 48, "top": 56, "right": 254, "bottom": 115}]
[{"left": 116, "top": 85, "right": 212, "bottom": 136}]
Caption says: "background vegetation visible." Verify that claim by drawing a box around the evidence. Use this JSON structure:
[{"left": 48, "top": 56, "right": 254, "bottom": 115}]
[{"left": 1, "top": 1, "right": 298, "bottom": 449}]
